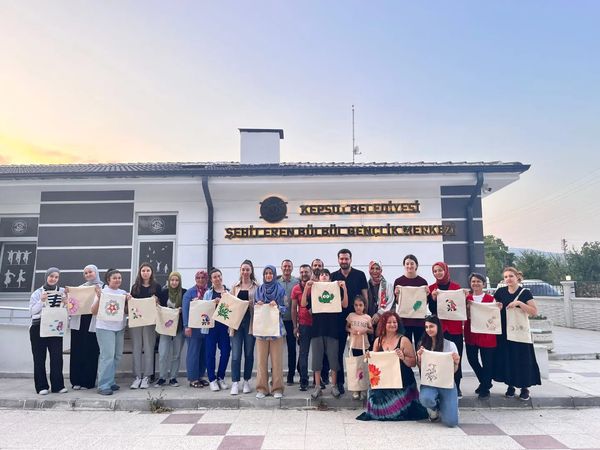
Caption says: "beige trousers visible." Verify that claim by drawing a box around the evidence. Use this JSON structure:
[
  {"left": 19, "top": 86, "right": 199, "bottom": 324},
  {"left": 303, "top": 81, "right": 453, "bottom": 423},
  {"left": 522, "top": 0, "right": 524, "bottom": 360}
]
[{"left": 256, "top": 337, "right": 284, "bottom": 395}]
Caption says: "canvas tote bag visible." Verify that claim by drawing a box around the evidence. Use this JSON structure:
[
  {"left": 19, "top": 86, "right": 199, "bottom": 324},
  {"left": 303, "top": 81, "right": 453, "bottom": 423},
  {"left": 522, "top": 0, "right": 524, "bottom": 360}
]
[
  {"left": 188, "top": 299, "right": 217, "bottom": 329},
  {"left": 367, "top": 351, "right": 403, "bottom": 390},
  {"left": 65, "top": 285, "right": 96, "bottom": 316},
  {"left": 155, "top": 306, "right": 180, "bottom": 336},
  {"left": 310, "top": 281, "right": 342, "bottom": 314},
  {"left": 436, "top": 289, "right": 467, "bottom": 321},
  {"left": 212, "top": 291, "right": 249, "bottom": 330},
  {"left": 396, "top": 286, "right": 429, "bottom": 319},
  {"left": 420, "top": 349, "right": 455, "bottom": 389},
  {"left": 40, "top": 305, "right": 68, "bottom": 337},
  {"left": 345, "top": 337, "right": 369, "bottom": 392},
  {"left": 469, "top": 301, "right": 502, "bottom": 335},
  {"left": 128, "top": 297, "right": 158, "bottom": 327},
  {"left": 252, "top": 304, "right": 281, "bottom": 337},
  {"left": 97, "top": 292, "right": 126, "bottom": 322},
  {"left": 506, "top": 288, "right": 532, "bottom": 344}
]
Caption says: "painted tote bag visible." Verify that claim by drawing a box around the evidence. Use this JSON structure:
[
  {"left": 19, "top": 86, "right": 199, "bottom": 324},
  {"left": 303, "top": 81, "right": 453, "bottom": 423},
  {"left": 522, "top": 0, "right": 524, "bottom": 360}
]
[
  {"left": 97, "top": 292, "right": 126, "bottom": 322},
  {"left": 252, "top": 304, "right": 281, "bottom": 337},
  {"left": 156, "top": 306, "right": 180, "bottom": 336},
  {"left": 396, "top": 286, "right": 429, "bottom": 319},
  {"left": 368, "top": 351, "right": 403, "bottom": 390},
  {"left": 128, "top": 297, "right": 158, "bottom": 328},
  {"left": 40, "top": 305, "right": 68, "bottom": 337},
  {"left": 188, "top": 299, "right": 216, "bottom": 329},
  {"left": 310, "top": 281, "right": 342, "bottom": 314},
  {"left": 420, "top": 349, "right": 455, "bottom": 389},
  {"left": 65, "top": 286, "right": 96, "bottom": 316},
  {"left": 345, "top": 338, "right": 369, "bottom": 392},
  {"left": 469, "top": 302, "right": 502, "bottom": 335},
  {"left": 506, "top": 307, "right": 532, "bottom": 344},
  {"left": 212, "top": 291, "right": 249, "bottom": 330},
  {"left": 436, "top": 289, "right": 467, "bottom": 321}
]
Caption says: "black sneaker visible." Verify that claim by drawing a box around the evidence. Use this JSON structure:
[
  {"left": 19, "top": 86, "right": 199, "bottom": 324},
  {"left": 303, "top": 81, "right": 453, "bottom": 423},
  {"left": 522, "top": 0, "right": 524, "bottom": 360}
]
[
  {"left": 299, "top": 384, "right": 308, "bottom": 392},
  {"left": 320, "top": 381, "right": 326, "bottom": 390},
  {"left": 478, "top": 390, "right": 490, "bottom": 399},
  {"left": 519, "top": 388, "right": 530, "bottom": 401},
  {"left": 110, "top": 384, "right": 120, "bottom": 391},
  {"left": 457, "top": 388, "right": 463, "bottom": 399},
  {"left": 286, "top": 380, "right": 294, "bottom": 386},
  {"left": 475, "top": 384, "right": 482, "bottom": 394},
  {"left": 337, "top": 384, "right": 345, "bottom": 395},
  {"left": 169, "top": 378, "right": 180, "bottom": 387},
  {"left": 505, "top": 386, "right": 516, "bottom": 398},
  {"left": 155, "top": 378, "right": 167, "bottom": 387}
]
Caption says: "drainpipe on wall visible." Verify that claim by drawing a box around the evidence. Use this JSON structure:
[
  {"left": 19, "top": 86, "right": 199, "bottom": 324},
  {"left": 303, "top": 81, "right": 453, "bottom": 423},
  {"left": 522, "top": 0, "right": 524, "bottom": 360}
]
[
  {"left": 202, "top": 176, "right": 214, "bottom": 271},
  {"left": 467, "top": 172, "right": 484, "bottom": 274}
]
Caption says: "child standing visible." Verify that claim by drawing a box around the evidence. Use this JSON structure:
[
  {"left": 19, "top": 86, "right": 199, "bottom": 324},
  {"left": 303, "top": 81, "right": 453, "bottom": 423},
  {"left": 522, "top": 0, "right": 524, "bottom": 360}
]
[{"left": 346, "top": 295, "right": 373, "bottom": 400}]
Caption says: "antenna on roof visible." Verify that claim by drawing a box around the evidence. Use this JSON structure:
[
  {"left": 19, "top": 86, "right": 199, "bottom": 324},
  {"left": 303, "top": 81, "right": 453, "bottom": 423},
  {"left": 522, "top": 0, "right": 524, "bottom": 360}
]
[{"left": 352, "top": 104, "right": 361, "bottom": 164}]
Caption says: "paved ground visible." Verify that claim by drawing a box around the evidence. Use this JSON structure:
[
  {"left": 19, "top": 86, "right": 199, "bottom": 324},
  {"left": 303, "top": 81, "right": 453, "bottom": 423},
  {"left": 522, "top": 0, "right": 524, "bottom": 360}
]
[
  {"left": 2, "top": 407, "right": 600, "bottom": 449},
  {"left": 551, "top": 327, "right": 600, "bottom": 359}
]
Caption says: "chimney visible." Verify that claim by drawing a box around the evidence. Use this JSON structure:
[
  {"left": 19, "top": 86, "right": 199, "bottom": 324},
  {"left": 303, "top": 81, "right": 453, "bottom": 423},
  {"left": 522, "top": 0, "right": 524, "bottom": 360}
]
[{"left": 239, "top": 128, "right": 284, "bottom": 164}]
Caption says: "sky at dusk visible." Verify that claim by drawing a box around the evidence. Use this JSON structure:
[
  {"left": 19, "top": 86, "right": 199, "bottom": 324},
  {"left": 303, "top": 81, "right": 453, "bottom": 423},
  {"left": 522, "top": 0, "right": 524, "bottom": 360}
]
[{"left": 0, "top": 1, "right": 598, "bottom": 252}]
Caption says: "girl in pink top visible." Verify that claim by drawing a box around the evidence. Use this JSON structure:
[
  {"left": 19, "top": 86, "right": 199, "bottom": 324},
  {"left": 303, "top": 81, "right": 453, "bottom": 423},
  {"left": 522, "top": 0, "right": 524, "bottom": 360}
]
[{"left": 346, "top": 295, "right": 373, "bottom": 400}]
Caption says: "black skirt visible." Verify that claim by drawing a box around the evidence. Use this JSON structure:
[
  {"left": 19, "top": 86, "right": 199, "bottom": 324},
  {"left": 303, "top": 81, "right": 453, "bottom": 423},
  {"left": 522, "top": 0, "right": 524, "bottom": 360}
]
[{"left": 69, "top": 314, "right": 99, "bottom": 389}]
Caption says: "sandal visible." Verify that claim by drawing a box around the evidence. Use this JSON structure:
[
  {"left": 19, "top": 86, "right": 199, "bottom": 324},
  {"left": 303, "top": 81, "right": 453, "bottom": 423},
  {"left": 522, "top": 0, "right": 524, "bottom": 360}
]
[
  {"left": 189, "top": 381, "right": 203, "bottom": 388},
  {"left": 199, "top": 379, "right": 210, "bottom": 387}
]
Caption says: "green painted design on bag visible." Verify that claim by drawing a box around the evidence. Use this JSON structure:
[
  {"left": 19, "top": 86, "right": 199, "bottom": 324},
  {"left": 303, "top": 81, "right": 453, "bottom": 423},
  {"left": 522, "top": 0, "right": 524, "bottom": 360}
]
[{"left": 318, "top": 291, "right": 335, "bottom": 304}]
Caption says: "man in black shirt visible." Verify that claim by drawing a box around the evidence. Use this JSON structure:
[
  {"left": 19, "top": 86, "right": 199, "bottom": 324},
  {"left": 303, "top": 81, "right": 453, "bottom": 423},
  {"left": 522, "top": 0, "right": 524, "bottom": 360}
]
[{"left": 330, "top": 248, "right": 368, "bottom": 395}]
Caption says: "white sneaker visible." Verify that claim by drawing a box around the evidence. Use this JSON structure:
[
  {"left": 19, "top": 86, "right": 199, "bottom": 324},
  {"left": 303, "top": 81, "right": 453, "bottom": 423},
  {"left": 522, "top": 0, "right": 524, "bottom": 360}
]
[
  {"left": 217, "top": 379, "right": 228, "bottom": 390},
  {"left": 230, "top": 382, "right": 239, "bottom": 395},
  {"left": 130, "top": 377, "right": 142, "bottom": 389},
  {"left": 256, "top": 392, "right": 266, "bottom": 399},
  {"left": 273, "top": 392, "right": 283, "bottom": 399},
  {"left": 59, "top": 387, "right": 68, "bottom": 394},
  {"left": 242, "top": 380, "right": 251, "bottom": 394},
  {"left": 427, "top": 408, "right": 440, "bottom": 422},
  {"left": 39, "top": 389, "right": 49, "bottom": 395},
  {"left": 140, "top": 377, "right": 150, "bottom": 389},
  {"left": 72, "top": 385, "right": 81, "bottom": 390},
  {"left": 209, "top": 380, "right": 220, "bottom": 391}
]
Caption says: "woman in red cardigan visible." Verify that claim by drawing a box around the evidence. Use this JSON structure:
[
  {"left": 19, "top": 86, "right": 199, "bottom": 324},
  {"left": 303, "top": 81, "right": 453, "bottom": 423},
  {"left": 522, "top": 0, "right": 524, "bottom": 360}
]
[
  {"left": 428, "top": 262, "right": 465, "bottom": 398},
  {"left": 464, "top": 272, "right": 499, "bottom": 399}
]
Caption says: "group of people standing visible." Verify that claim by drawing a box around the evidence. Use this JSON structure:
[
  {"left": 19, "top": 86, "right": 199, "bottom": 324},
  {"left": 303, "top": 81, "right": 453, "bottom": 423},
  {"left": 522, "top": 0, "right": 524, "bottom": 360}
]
[{"left": 29, "top": 249, "right": 541, "bottom": 427}]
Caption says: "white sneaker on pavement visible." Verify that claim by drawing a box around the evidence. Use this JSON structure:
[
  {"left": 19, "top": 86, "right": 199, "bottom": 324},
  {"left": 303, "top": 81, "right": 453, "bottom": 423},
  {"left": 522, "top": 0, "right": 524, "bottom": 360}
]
[
  {"left": 59, "top": 387, "right": 68, "bottom": 394},
  {"left": 256, "top": 392, "right": 266, "bottom": 399},
  {"left": 217, "top": 379, "right": 228, "bottom": 390},
  {"left": 242, "top": 380, "right": 252, "bottom": 394},
  {"left": 140, "top": 377, "right": 150, "bottom": 389},
  {"left": 39, "top": 389, "right": 49, "bottom": 395},
  {"left": 209, "top": 380, "right": 220, "bottom": 391},
  {"left": 274, "top": 392, "right": 283, "bottom": 399},
  {"left": 230, "top": 382, "right": 239, "bottom": 395},
  {"left": 130, "top": 377, "right": 142, "bottom": 389}
]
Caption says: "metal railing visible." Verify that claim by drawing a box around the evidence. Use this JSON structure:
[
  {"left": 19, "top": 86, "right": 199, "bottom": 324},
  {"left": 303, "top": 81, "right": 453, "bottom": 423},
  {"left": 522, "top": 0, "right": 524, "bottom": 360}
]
[{"left": 0, "top": 306, "right": 30, "bottom": 324}]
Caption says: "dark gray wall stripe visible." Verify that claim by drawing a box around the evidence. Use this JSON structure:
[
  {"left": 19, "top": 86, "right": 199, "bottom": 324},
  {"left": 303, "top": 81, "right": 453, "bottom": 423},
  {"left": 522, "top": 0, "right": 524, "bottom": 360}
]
[
  {"left": 34, "top": 271, "right": 131, "bottom": 291},
  {"left": 41, "top": 190, "right": 135, "bottom": 202},
  {"left": 441, "top": 197, "right": 482, "bottom": 219},
  {"left": 441, "top": 185, "right": 479, "bottom": 196},
  {"left": 39, "top": 203, "right": 134, "bottom": 224},
  {"left": 37, "top": 225, "right": 133, "bottom": 247},
  {"left": 442, "top": 220, "right": 484, "bottom": 242},
  {"left": 36, "top": 248, "right": 132, "bottom": 270},
  {"left": 442, "top": 243, "right": 485, "bottom": 266}
]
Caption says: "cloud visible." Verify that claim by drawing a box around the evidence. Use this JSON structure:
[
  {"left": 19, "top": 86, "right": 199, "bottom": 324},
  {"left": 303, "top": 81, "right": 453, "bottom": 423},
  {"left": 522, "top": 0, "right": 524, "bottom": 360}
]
[{"left": 0, "top": 134, "right": 99, "bottom": 164}]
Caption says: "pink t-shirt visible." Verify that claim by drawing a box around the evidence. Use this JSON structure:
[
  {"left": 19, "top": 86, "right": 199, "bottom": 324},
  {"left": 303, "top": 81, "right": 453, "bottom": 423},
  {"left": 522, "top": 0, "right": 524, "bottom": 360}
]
[{"left": 346, "top": 312, "right": 372, "bottom": 349}]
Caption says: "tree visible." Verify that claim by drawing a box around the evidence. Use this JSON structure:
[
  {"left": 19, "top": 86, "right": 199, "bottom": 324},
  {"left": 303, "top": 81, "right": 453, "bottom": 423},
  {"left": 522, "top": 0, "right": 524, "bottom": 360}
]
[
  {"left": 514, "top": 251, "right": 567, "bottom": 284},
  {"left": 566, "top": 241, "right": 600, "bottom": 281},
  {"left": 484, "top": 235, "right": 515, "bottom": 286}
]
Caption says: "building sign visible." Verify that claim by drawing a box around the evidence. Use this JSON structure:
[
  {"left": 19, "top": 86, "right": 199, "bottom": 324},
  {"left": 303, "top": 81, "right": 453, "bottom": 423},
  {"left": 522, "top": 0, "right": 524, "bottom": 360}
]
[
  {"left": 226, "top": 224, "right": 455, "bottom": 239},
  {"left": 138, "top": 215, "right": 177, "bottom": 235},
  {"left": 0, "top": 217, "right": 39, "bottom": 238},
  {"left": 299, "top": 201, "right": 420, "bottom": 215}
]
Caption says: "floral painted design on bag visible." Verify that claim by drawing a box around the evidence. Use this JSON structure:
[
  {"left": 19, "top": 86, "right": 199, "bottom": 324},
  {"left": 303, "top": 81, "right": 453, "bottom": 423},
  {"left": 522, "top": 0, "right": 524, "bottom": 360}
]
[
  {"left": 201, "top": 313, "right": 211, "bottom": 326},
  {"left": 66, "top": 297, "right": 79, "bottom": 315},
  {"left": 486, "top": 317, "right": 499, "bottom": 331},
  {"left": 49, "top": 319, "right": 65, "bottom": 335},
  {"left": 318, "top": 291, "right": 335, "bottom": 304},
  {"left": 105, "top": 299, "right": 120, "bottom": 316},
  {"left": 510, "top": 324, "right": 527, "bottom": 332},
  {"left": 217, "top": 303, "right": 232, "bottom": 320},
  {"left": 368, "top": 364, "right": 381, "bottom": 387},
  {"left": 412, "top": 300, "right": 423, "bottom": 312},
  {"left": 130, "top": 306, "right": 142, "bottom": 320},
  {"left": 424, "top": 363, "right": 438, "bottom": 383},
  {"left": 445, "top": 299, "right": 457, "bottom": 313},
  {"left": 164, "top": 319, "right": 174, "bottom": 328}
]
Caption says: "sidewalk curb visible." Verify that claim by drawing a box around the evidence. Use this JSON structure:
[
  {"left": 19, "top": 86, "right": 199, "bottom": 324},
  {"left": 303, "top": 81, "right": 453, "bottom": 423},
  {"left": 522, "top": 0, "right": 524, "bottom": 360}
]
[{"left": 549, "top": 353, "right": 600, "bottom": 361}]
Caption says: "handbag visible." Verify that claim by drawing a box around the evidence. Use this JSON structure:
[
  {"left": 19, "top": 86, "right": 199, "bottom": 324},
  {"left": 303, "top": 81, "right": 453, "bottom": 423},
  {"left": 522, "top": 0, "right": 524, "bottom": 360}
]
[
  {"left": 212, "top": 291, "right": 249, "bottom": 330},
  {"left": 469, "top": 301, "right": 502, "bottom": 335},
  {"left": 65, "top": 285, "right": 96, "bottom": 316},
  {"left": 436, "top": 289, "right": 467, "bottom": 321},
  {"left": 97, "top": 292, "right": 126, "bottom": 322},
  {"left": 396, "top": 286, "right": 429, "bottom": 319},
  {"left": 155, "top": 306, "right": 180, "bottom": 337},
  {"left": 40, "top": 304, "right": 68, "bottom": 337},
  {"left": 188, "top": 299, "right": 217, "bottom": 329},
  {"left": 367, "top": 350, "right": 403, "bottom": 389},
  {"left": 128, "top": 297, "right": 158, "bottom": 327},
  {"left": 252, "top": 304, "right": 281, "bottom": 337},
  {"left": 420, "top": 349, "right": 455, "bottom": 389},
  {"left": 345, "top": 337, "right": 369, "bottom": 392},
  {"left": 506, "top": 289, "right": 532, "bottom": 343},
  {"left": 310, "top": 282, "right": 342, "bottom": 314}
]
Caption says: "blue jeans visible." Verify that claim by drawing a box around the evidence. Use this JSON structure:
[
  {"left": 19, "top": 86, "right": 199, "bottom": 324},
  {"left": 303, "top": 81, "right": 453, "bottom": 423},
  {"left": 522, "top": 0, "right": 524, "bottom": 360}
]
[
  {"left": 419, "top": 385, "right": 459, "bottom": 427},
  {"left": 231, "top": 314, "right": 255, "bottom": 382},
  {"left": 158, "top": 330, "right": 184, "bottom": 380},
  {"left": 186, "top": 334, "right": 207, "bottom": 381},
  {"left": 205, "top": 322, "right": 231, "bottom": 382},
  {"left": 96, "top": 328, "right": 124, "bottom": 392}
]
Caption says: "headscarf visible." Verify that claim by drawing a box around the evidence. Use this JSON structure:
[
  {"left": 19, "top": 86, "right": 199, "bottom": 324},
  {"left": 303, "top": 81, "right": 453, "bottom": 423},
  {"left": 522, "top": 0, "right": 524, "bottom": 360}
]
[
  {"left": 256, "top": 265, "right": 286, "bottom": 303},
  {"left": 195, "top": 269, "right": 208, "bottom": 299},
  {"left": 43, "top": 267, "right": 60, "bottom": 291},
  {"left": 368, "top": 261, "right": 389, "bottom": 311},
  {"left": 432, "top": 261, "right": 451, "bottom": 286},
  {"left": 168, "top": 271, "right": 183, "bottom": 308},
  {"left": 82, "top": 264, "right": 102, "bottom": 287}
]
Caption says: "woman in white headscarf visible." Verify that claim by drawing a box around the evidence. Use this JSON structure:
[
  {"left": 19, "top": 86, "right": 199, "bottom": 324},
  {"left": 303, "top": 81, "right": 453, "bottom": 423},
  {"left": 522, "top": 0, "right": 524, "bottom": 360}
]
[{"left": 66, "top": 264, "right": 101, "bottom": 390}]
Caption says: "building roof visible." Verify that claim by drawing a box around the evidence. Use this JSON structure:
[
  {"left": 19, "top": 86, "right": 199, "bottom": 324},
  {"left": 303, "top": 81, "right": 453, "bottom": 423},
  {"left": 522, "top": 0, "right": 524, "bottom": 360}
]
[{"left": 0, "top": 161, "right": 530, "bottom": 180}]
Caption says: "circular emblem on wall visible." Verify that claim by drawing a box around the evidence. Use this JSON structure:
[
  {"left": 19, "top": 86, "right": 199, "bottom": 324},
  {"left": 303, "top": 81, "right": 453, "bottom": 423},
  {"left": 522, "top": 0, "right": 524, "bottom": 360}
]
[
  {"left": 11, "top": 220, "right": 28, "bottom": 236},
  {"left": 260, "top": 197, "right": 288, "bottom": 223},
  {"left": 150, "top": 217, "right": 166, "bottom": 234}
]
